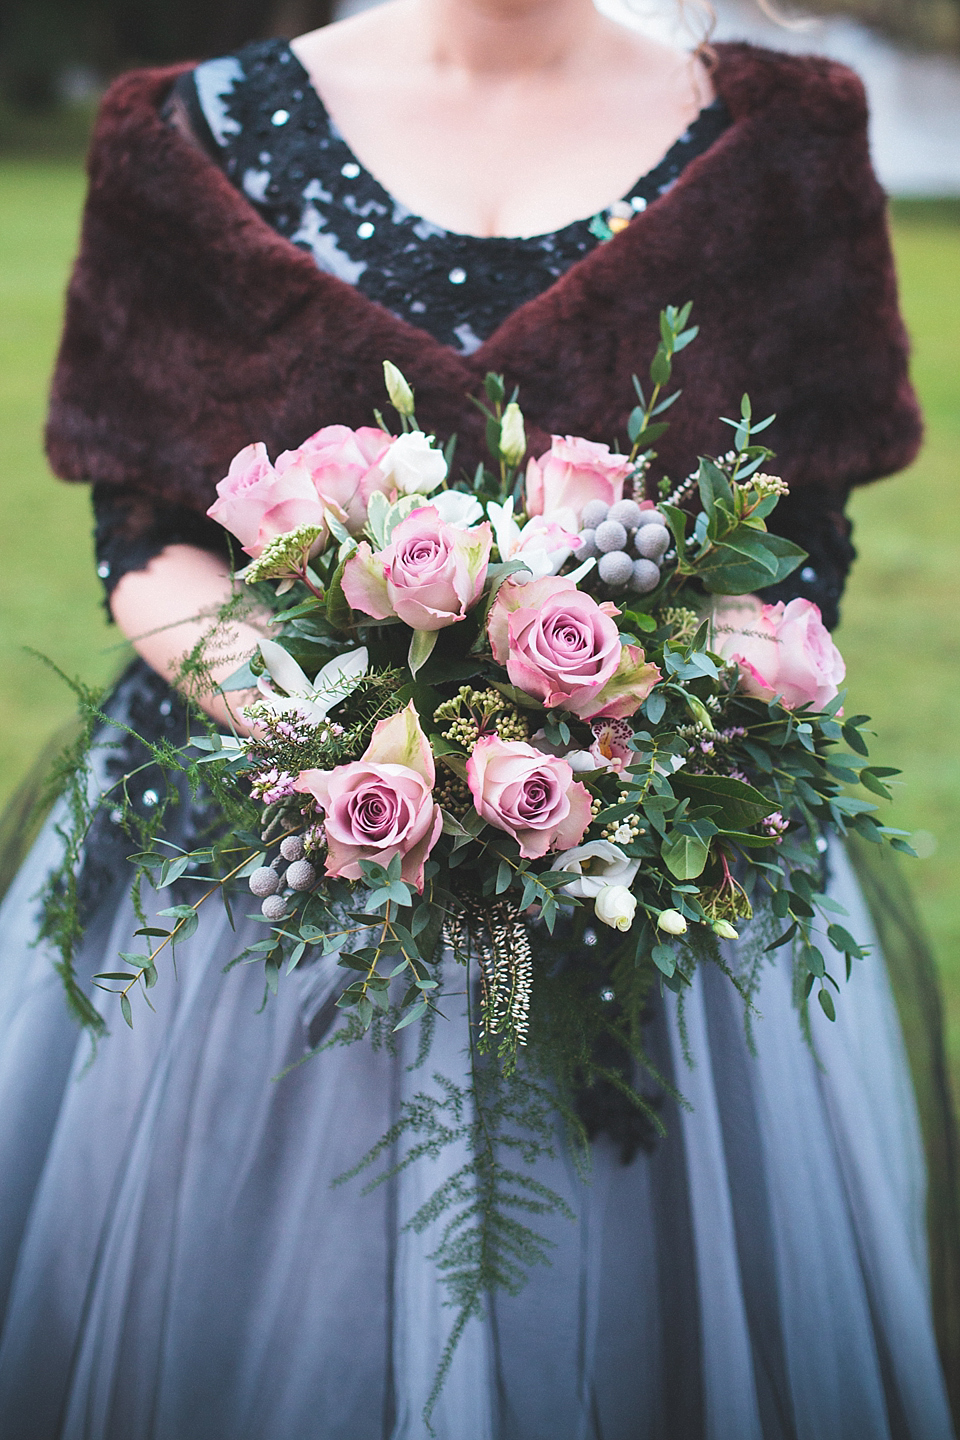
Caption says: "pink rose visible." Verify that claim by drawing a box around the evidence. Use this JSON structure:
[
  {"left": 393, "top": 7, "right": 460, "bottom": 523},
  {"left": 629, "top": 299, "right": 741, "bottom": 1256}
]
[
  {"left": 466, "top": 736, "right": 592, "bottom": 860},
  {"left": 712, "top": 595, "right": 845, "bottom": 710},
  {"left": 294, "top": 702, "right": 441, "bottom": 889},
  {"left": 207, "top": 442, "right": 330, "bottom": 558},
  {"left": 284, "top": 424, "right": 393, "bottom": 535},
  {"left": 488, "top": 576, "right": 661, "bottom": 720},
  {"left": 524, "top": 435, "right": 632, "bottom": 521},
  {"left": 342, "top": 506, "right": 492, "bottom": 632}
]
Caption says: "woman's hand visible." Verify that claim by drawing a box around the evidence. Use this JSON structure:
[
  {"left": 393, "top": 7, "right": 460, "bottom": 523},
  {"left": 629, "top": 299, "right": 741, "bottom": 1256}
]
[{"left": 109, "top": 544, "right": 268, "bottom": 735}]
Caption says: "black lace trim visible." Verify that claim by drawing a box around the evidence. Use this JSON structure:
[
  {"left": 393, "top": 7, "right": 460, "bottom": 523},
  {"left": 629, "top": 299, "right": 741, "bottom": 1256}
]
[
  {"left": 174, "top": 37, "right": 731, "bottom": 354},
  {"left": 92, "top": 483, "right": 233, "bottom": 604}
]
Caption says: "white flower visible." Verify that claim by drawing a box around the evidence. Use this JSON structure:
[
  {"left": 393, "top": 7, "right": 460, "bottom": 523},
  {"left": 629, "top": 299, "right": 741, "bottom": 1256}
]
[
  {"left": 487, "top": 497, "right": 581, "bottom": 584},
  {"left": 257, "top": 639, "right": 368, "bottom": 725},
  {"left": 549, "top": 839, "right": 640, "bottom": 898},
  {"left": 383, "top": 360, "right": 415, "bottom": 417},
  {"left": 656, "top": 908, "right": 688, "bottom": 936},
  {"left": 431, "top": 489, "right": 484, "bottom": 528},
  {"left": 594, "top": 884, "right": 637, "bottom": 932},
  {"left": 712, "top": 919, "right": 739, "bottom": 940},
  {"left": 564, "top": 749, "right": 598, "bottom": 773},
  {"left": 530, "top": 734, "right": 598, "bottom": 772},
  {"left": 499, "top": 402, "right": 527, "bottom": 466},
  {"left": 381, "top": 431, "right": 447, "bottom": 495}
]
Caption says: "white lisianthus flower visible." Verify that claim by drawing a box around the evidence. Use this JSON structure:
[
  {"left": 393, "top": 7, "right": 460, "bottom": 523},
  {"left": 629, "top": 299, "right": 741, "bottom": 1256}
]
[
  {"left": 712, "top": 919, "right": 739, "bottom": 940},
  {"left": 383, "top": 360, "right": 415, "bottom": 417},
  {"left": 487, "top": 497, "right": 582, "bottom": 584},
  {"left": 431, "top": 489, "right": 485, "bottom": 528},
  {"left": 594, "top": 884, "right": 638, "bottom": 931},
  {"left": 381, "top": 431, "right": 447, "bottom": 495},
  {"left": 499, "top": 402, "right": 527, "bottom": 466},
  {"left": 656, "top": 908, "right": 688, "bottom": 936},
  {"left": 549, "top": 839, "right": 640, "bottom": 898}
]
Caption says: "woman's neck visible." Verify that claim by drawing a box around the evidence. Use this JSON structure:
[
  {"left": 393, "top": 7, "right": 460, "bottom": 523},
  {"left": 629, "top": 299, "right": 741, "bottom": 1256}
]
[{"left": 411, "top": 0, "right": 610, "bottom": 81}]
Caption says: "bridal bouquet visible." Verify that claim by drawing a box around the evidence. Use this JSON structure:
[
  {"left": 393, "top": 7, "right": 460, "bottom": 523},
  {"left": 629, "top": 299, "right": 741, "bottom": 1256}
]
[
  {"left": 43, "top": 306, "right": 911, "bottom": 1419},
  {"left": 73, "top": 305, "right": 907, "bottom": 1063}
]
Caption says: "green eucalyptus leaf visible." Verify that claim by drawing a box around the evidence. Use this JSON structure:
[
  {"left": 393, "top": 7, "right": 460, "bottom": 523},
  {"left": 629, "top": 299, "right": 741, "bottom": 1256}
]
[{"left": 661, "top": 832, "right": 709, "bottom": 880}]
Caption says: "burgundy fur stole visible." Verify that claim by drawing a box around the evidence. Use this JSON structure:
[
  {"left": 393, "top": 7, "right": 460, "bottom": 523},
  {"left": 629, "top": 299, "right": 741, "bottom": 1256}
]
[{"left": 46, "top": 42, "right": 920, "bottom": 515}]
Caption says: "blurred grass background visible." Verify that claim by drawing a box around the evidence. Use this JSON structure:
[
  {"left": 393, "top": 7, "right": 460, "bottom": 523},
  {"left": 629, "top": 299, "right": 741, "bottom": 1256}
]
[{"left": 1, "top": 161, "right": 959, "bottom": 1088}]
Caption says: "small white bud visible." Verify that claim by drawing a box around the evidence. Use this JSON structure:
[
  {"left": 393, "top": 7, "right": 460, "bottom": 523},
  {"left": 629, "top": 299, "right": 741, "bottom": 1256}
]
[
  {"left": 656, "top": 908, "right": 688, "bottom": 936},
  {"left": 499, "top": 402, "right": 526, "bottom": 466},
  {"left": 594, "top": 884, "right": 638, "bottom": 932},
  {"left": 712, "top": 920, "right": 739, "bottom": 940},
  {"left": 383, "top": 360, "right": 415, "bottom": 417}
]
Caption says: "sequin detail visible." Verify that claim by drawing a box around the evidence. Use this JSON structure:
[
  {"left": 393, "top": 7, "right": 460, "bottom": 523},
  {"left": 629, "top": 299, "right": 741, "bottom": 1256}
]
[{"left": 184, "top": 38, "right": 730, "bottom": 355}]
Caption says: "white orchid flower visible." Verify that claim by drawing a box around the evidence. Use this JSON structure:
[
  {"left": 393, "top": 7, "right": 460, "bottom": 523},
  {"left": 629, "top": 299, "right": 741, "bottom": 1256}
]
[
  {"left": 257, "top": 639, "right": 368, "bottom": 725},
  {"left": 549, "top": 839, "right": 640, "bottom": 899},
  {"left": 431, "top": 490, "right": 485, "bottom": 528},
  {"left": 487, "top": 498, "right": 582, "bottom": 584}
]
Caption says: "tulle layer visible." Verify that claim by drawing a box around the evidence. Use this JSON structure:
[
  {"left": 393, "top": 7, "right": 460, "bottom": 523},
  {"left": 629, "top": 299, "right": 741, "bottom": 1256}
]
[{"left": 0, "top": 702, "right": 952, "bottom": 1438}]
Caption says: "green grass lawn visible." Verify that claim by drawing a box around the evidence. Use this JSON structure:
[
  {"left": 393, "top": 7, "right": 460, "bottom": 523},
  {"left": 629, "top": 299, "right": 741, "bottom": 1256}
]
[{"left": 2, "top": 162, "right": 959, "bottom": 1088}]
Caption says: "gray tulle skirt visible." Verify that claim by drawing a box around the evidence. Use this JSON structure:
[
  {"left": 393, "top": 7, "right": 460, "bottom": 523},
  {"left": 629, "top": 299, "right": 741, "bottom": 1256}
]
[{"left": 0, "top": 698, "right": 953, "bottom": 1438}]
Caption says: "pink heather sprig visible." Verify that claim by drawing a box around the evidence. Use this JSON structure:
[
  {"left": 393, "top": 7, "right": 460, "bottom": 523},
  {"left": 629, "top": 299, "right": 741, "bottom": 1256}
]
[
  {"left": 250, "top": 768, "right": 299, "bottom": 805},
  {"left": 762, "top": 811, "right": 789, "bottom": 841}
]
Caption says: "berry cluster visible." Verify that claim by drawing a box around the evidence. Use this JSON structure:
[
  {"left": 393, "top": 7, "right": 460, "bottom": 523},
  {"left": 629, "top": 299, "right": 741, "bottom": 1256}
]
[
  {"left": 576, "top": 499, "right": 671, "bottom": 594},
  {"left": 248, "top": 831, "right": 321, "bottom": 920}
]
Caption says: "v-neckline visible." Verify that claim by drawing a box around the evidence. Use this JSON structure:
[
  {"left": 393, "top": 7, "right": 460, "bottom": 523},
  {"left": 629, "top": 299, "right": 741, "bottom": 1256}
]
[
  {"left": 280, "top": 38, "right": 729, "bottom": 246},
  {"left": 155, "top": 42, "right": 749, "bottom": 372}
]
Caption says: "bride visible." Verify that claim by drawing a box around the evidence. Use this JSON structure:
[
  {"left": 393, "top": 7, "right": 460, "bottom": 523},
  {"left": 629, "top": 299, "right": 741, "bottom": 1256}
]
[{"left": 0, "top": 0, "right": 955, "bottom": 1434}]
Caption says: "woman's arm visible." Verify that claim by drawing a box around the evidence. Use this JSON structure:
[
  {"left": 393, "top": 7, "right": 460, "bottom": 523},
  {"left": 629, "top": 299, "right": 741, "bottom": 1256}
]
[{"left": 109, "top": 543, "right": 266, "bottom": 734}]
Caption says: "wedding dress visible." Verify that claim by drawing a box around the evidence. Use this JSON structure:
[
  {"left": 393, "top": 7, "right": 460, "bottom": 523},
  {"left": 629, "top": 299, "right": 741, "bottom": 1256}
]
[{"left": 0, "top": 38, "right": 953, "bottom": 1438}]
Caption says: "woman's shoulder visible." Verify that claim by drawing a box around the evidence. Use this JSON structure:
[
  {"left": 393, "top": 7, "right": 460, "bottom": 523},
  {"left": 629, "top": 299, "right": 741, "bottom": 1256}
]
[{"left": 711, "top": 40, "right": 869, "bottom": 134}]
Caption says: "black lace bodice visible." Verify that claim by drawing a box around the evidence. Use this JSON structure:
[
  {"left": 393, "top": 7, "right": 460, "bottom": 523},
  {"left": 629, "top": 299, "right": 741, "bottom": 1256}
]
[{"left": 92, "top": 36, "right": 853, "bottom": 626}]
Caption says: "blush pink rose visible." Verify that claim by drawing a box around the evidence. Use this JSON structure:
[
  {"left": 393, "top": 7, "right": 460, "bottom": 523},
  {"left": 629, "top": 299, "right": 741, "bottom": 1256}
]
[
  {"left": 524, "top": 435, "right": 633, "bottom": 521},
  {"left": 466, "top": 736, "right": 592, "bottom": 860},
  {"left": 488, "top": 576, "right": 661, "bottom": 720},
  {"left": 207, "top": 442, "right": 330, "bottom": 558},
  {"left": 342, "top": 507, "right": 492, "bottom": 631},
  {"left": 283, "top": 424, "right": 393, "bottom": 535},
  {"left": 712, "top": 595, "right": 845, "bottom": 710},
  {"left": 294, "top": 702, "right": 441, "bottom": 890}
]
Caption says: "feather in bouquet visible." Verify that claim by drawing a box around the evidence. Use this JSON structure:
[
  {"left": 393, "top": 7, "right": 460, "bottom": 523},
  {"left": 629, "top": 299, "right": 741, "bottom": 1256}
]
[{"left": 42, "top": 308, "right": 913, "bottom": 1411}]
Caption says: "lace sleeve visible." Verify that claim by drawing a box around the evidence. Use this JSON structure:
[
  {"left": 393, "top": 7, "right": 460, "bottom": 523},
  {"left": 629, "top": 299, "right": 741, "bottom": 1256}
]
[
  {"left": 92, "top": 484, "right": 233, "bottom": 601},
  {"left": 757, "top": 483, "right": 855, "bottom": 631}
]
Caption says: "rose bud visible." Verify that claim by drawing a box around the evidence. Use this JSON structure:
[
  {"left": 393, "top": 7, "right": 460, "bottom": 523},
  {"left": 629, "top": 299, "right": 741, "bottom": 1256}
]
[{"left": 656, "top": 908, "right": 688, "bottom": 935}]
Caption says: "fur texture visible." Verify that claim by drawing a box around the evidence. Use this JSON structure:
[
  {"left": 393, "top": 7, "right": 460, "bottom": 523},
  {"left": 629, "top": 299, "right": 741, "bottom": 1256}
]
[{"left": 46, "top": 42, "right": 921, "bottom": 517}]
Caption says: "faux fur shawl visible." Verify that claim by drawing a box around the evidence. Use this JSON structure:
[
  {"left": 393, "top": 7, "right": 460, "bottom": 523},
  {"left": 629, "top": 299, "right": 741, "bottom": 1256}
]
[{"left": 46, "top": 41, "right": 921, "bottom": 514}]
